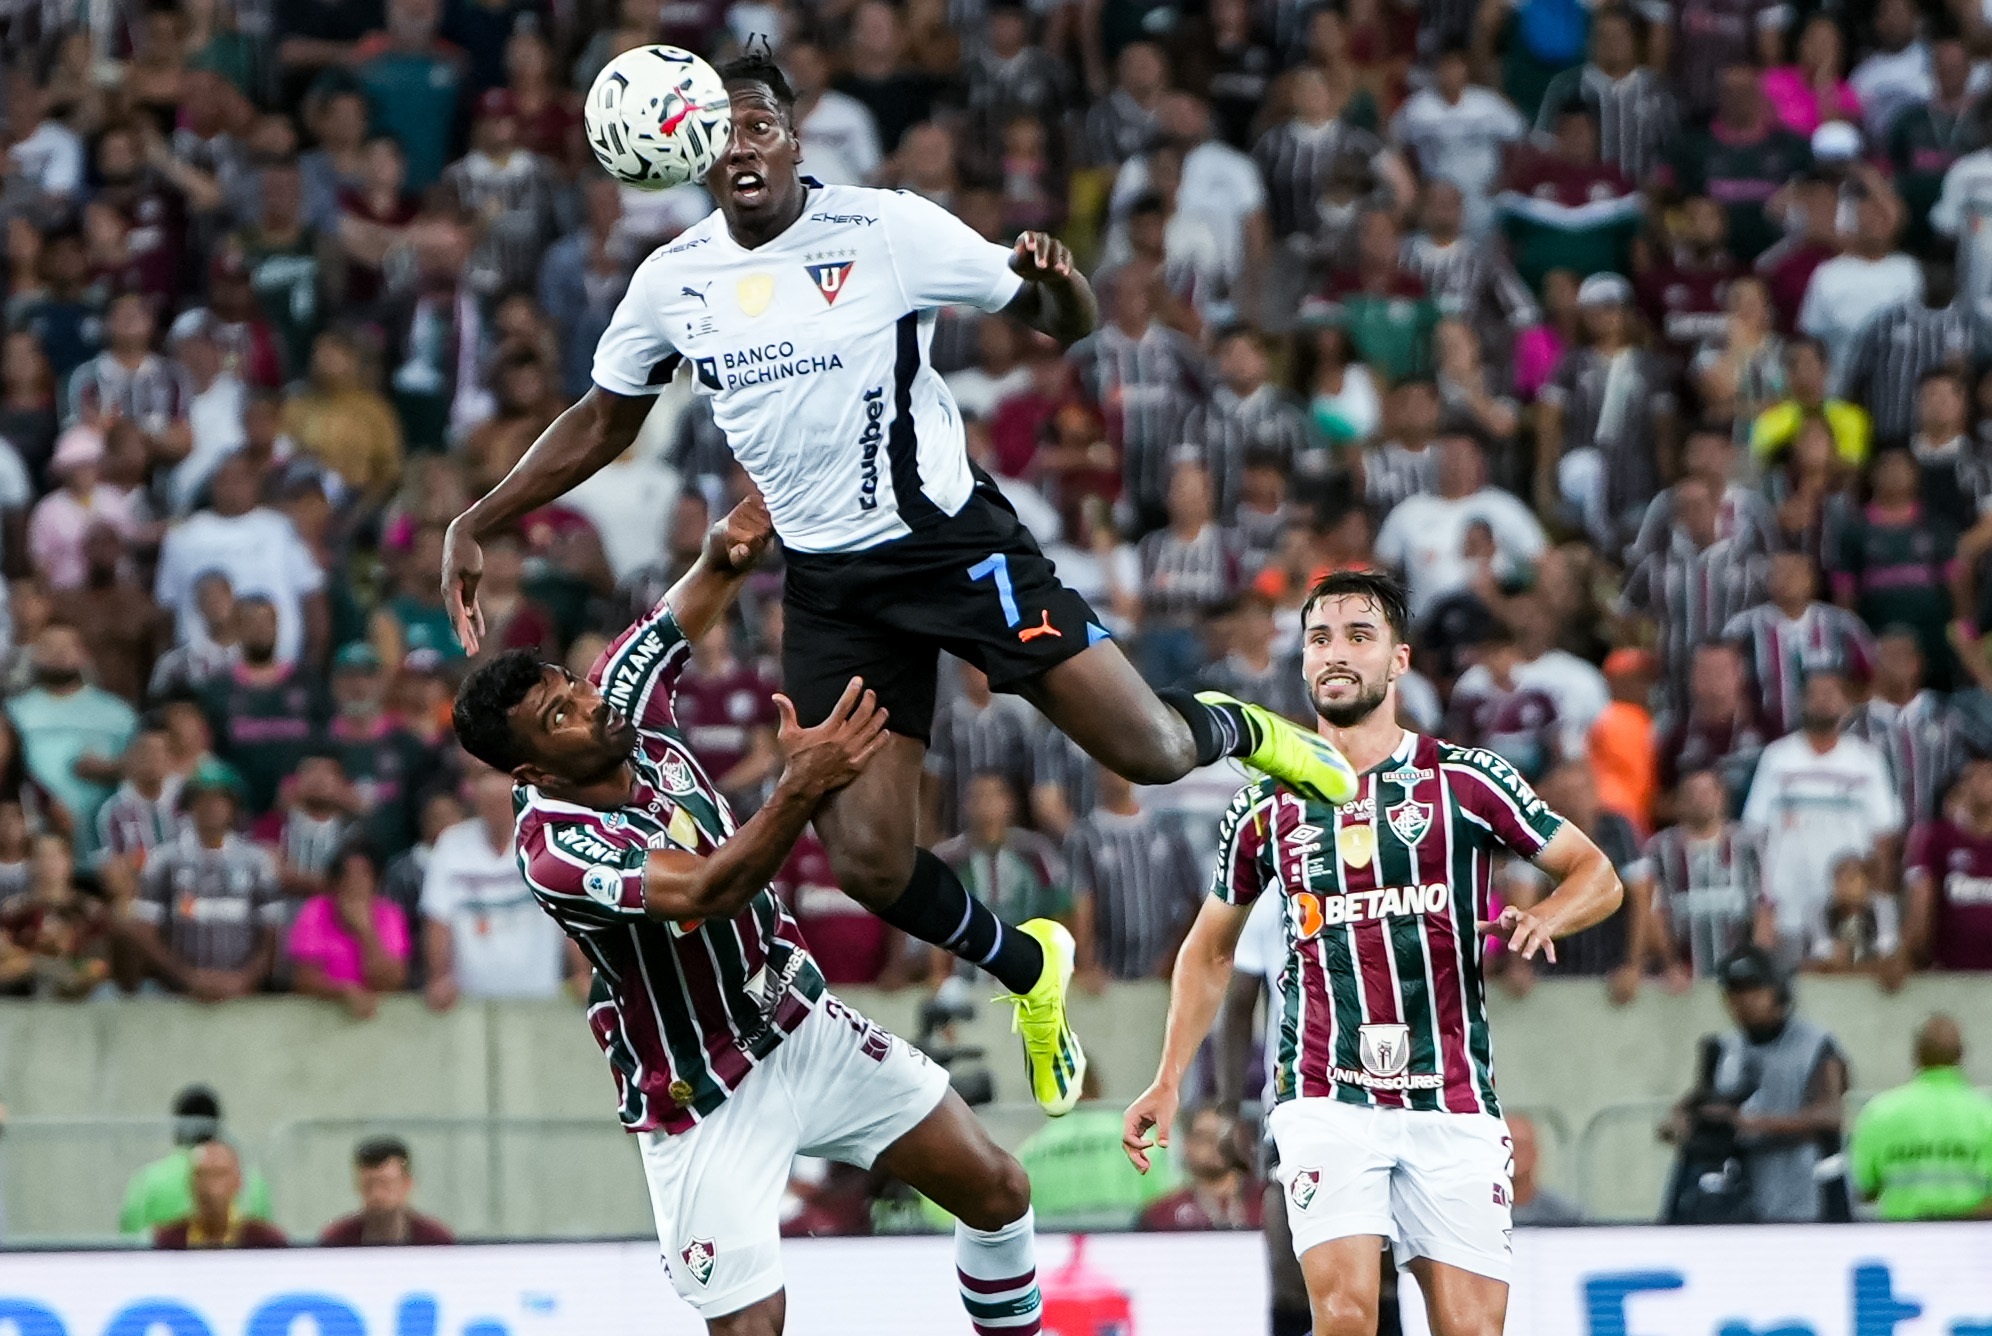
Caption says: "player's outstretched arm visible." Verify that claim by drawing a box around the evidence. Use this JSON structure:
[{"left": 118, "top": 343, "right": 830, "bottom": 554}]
[
  {"left": 1123, "top": 895, "right": 1251, "bottom": 1174},
  {"left": 1477, "top": 823, "right": 1624, "bottom": 965},
  {"left": 641, "top": 679, "right": 888, "bottom": 922},
  {"left": 444, "top": 387, "right": 654, "bottom": 653},
  {"left": 1003, "top": 232, "right": 1098, "bottom": 349},
  {"left": 662, "top": 493, "right": 775, "bottom": 642}
]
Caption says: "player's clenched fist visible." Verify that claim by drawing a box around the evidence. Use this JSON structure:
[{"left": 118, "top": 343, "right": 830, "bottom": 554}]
[{"left": 705, "top": 491, "right": 774, "bottom": 574}]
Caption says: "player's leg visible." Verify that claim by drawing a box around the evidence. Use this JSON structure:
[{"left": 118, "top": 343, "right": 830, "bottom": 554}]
[
  {"left": 704, "top": 1294, "right": 785, "bottom": 1336},
  {"left": 782, "top": 580, "right": 1049, "bottom": 1000},
  {"left": 1261, "top": 1176, "right": 1313, "bottom": 1336},
  {"left": 1388, "top": 1110, "right": 1514, "bottom": 1336},
  {"left": 798, "top": 994, "right": 1042, "bottom": 1334},
  {"left": 874, "top": 1092, "right": 1042, "bottom": 1335},
  {"left": 1297, "top": 1236, "right": 1388, "bottom": 1335},
  {"left": 1268, "top": 1099, "right": 1397, "bottom": 1336},
  {"left": 1403, "top": 1259, "right": 1508, "bottom": 1336}
]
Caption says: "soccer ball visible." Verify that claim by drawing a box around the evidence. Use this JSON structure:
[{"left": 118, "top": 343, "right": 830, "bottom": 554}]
[{"left": 584, "top": 46, "right": 732, "bottom": 191}]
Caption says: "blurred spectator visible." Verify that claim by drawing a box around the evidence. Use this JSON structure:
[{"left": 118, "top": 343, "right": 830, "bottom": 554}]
[
  {"left": 165, "top": 317, "right": 248, "bottom": 516},
  {"left": 29, "top": 427, "right": 143, "bottom": 592},
  {"left": 673, "top": 620, "right": 777, "bottom": 811},
  {"left": 786, "top": 41, "right": 884, "bottom": 187},
  {"left": 1654, "top": 641, "right": 1766, "bottom": 807},
  {"left": 1016, "top": 1069, "right": 1175, "bottom": 1228},
  {"left": 230, "top": 158, "right": 329, "bottom": 379},
  {"left": 1668, "top": 63, "right": 1810, "bottom": 266},
  {"left": 8, "top": 623, "right": 134, "bottom": 838},
  {"left": 1887, "top": 39, "right": 1980, "bottom": 254},
  {"left": 354, "top": 0, "right": 468, "bottom": 190},
  {"left": 774, "top": 827, "right": 906, "bottom": 988},
  {"left": 1375, "top": 436, "right": 1545, "bottom": 618},
  {"left": 67, "top": 523, "right": 166, "bottom": 705},
  {"left": 1137, "top": 1106, "right": 1262, "bottom": 1230},
  {"left": 260, "top": 750, "right": 359, "bottom": 898},
  {"left": 1743, "top": 670, "right": 1902, "bottom": 965},
  {"left": 1498, "top": 102, "right": 1643, "bottom": 292},
  {"left": 1844, "top": 627, "right": 1955, "bottom": 826},
  {"left": 1534, "top": 8, "right": 1675, "bottom": 185},
  {"left": 1847, "top": 0, "right": 1929, "bottom": 140},
  {"left": 1590, "top": 647, "right": 1658, "bottom": 831},
  {"left": 371, "top": 526, "right": 467, "bottom": 668},
  {"left": 1197, "top": 592, "right": 1310, "bottom": 721},
  {"left": 154, "top": 1140, "right": 287, "bottom": 1249},
  {"left": 1361, "top": 377, "right": 1441, "bottom": 512},
  {"left": 1134, "top": 459, "right": 1237, "bottom": 686},
  {"left": 1909, "top": 370, "right": 1991, "bottom": 532},
  {"left": 932, "top": 771, "right": 1070, "bottom": 981},
  {"left": 1665, "top": 947, "right": 1849, "bottom": 1224},
  {"left": 1504, "top": 760, "right": 1648, "bottom": 1001},
  {"left": 1902, "top": 760, "right": 1992, "bottom": 971},
  {"left": 95, "top": 724, "right": 183, "bottom": 875},
  {"left": 1507, "top": 1111, "right": 1583, "bottom": 1225},
  {"left": 200, "top": 595, "right": 326, "bottom": 815},
  {"left": 1840, "top": 263, "right": 1973, "bottom": 452},
  {"left": 1647, "top": 767, "right": 1769, "bottom": 983},
  {"left": 838, "top": 0, "right": 938, "bottom": 155},
  {"left": 1066, "top": 763, "right": 1201, "bottom": 986},
  {"left": 3, "top": 832, "right": 110, "bottom": 998},
  {"left": 281, "top": 330, "right": 404, "bottom": 507},
  {"left": 1800, "top": 191, "right": 1920, "bottom": 380},
  {"left": 1724, "top": 550, "right": 1876, "bottom": 738},
  {"left": 1624, "top": 475, "right": 1769, "bottom": 709},
  {"left": 120, "top": 1085, "right": 272, "bottom": 1236},
  {"left": 148, "top": 572, "right": 240, "bottom": 699},
  {"left": 288, "top": 839, "right": 410, "bottom": 1018},
  {"left": 1314, "top": 209, "right": 1435, "bottom": 383},
  {"left": 326, "top": 642, "right": 439, "bottom": 858},
  {"left": 1630, "top": 428, "right": 1777, "bottom": 568},
  {"left": 1403, "top": 182, "right": 1539, "bottom": 375},
  {"left": 1851, "top": 1015, "right": 1992, "bottom": 1220},
  {"left": 1640, "top": 197, "right": 1738, "bottom": 360},
  {"left": 1447, "top": 622, "right": 1565, "bottom": 779},
  {"left": 1082, "top": 41, "right": 1167, "bottom": 169},
  {"left": 1390, "top": 47, "right": 1524, "bottom": 237},
  {"left": 421, "top": 762, "right": 580, "bottom": 1009},
  {"left": 445, "top": 90, "right": 561, "bottom": 301},
  {"left": 1830, "top": 449, "right": 1957, "bottom": 686},
  {"left": 1537, "top": 272, "right": 1674, "bottom": 543},
  {"left": 154, "top": 451, "right": 327, "bottom": 667},
  {"left": 126, "top": 763, "right": 282, "bottom": 1000},
  {"left": 1763, "top": 13, "right": 1861, "bottom": 136},
  {"left": 537, "top": 178, "right": 638, "bottom": 402},
  {"left": 320, "top": 1135, "right": 455, "bottom": 1245},
  {"left": 1750, "top": 337, "right": 1871, "bottom": 469}
]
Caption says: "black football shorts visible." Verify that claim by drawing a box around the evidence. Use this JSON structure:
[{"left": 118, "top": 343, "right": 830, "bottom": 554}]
[{"left": 781, "top": 484, "right": 1106, "bottom": 743}]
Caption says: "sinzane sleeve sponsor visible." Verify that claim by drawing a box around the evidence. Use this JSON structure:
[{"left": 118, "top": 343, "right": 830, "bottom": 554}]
[
  {"left": 587, "top": 603, "right": 693, "bottom": 735},
  {"left": 1211, "top": 780, "right": 1280, "bottom": 906},
  {"left": 1443, "top": 745, "right": 1566, "bottom": 858},
  {"left": 519, "top": 818, "right": 651, "bottom": 928}
]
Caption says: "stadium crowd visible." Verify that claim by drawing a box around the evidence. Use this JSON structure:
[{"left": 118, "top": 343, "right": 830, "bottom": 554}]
[{"left": 0, "top": 0, "right": 1988, "bottom": 1053}]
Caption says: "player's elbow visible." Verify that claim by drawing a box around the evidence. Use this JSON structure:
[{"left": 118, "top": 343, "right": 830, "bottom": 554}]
[{"left": 1595, "top": 858, "right": 1626, "bottom": 917}]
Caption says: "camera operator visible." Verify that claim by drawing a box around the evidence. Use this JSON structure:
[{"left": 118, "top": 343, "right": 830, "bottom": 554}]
[{"left": 1661, "top": 947, "right": 1851, "bottom": 1223}]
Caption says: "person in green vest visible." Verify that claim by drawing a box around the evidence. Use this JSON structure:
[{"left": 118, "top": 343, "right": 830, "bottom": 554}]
[
  {"left": 119, "top": 1084, "right": 273, "bottom": 1235},
  {"left": 1015, "top": 1066, "right": 1176, "bottom": 1228},
  {"left": 1851, "top": 1014, "right": 1992, "bottom": 1221}
]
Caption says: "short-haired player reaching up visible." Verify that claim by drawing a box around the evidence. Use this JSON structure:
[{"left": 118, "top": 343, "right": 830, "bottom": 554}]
[
  {"left": 1123, "top": 569, "right": 1623, "bottom": 1336},
  {"left": 451, "top": 497, "right": 1045, "bottom": 1336},
  {"left": 443, "top": 52, "right": 1357, "bottom": 1117}
]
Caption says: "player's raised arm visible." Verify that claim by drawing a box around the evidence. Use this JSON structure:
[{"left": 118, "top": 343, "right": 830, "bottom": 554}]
[
  {"left": 444, "top": 387, "right": 654, "bottom": 653},
  {"left": 1478, "top": 822, "right": 1625, "bottom": 964},
  {"left": 1123, "top": 894, "right": 1252, "bottom": 1173},
  {"left": 1003, "top": 231, "right": 1099, "bottom": 349},
  {"left": 661, "top": 493, "right": 776, "bottom": 642},
  {"left": 641, "top": 678, "right": 889, "bottom": 921}
]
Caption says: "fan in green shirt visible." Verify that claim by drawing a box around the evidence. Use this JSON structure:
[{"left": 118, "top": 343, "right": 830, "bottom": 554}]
[
  {"left": 1850, "top": 1015, "right": 1992, "bottom": 1221},
  {"left": 118, "top": 1085, "right": 273, "bottom": 1235}
]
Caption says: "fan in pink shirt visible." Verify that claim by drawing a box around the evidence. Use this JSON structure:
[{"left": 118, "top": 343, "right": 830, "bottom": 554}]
[
  {"left": 286, "top": 843, "right": 410, "bottom": 1016},
  {"left": 1762, "top": 17, "right": 1862, "bottom": 135}
]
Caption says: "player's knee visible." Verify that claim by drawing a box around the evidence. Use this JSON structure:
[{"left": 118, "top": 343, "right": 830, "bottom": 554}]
[
  {"left": 956, "top": 1153, "right": 1032, "bottom": 1232},
  {"left": 823, "top": 835, "right": 916, "bottom": 907},
  {"left": 1311, "top": 1287, "right": 1378, "bottom": 1336}
]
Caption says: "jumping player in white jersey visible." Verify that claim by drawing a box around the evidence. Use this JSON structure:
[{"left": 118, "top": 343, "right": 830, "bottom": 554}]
[
  {"left": 1122, "top": 569, "right": 1623, "bottom": 1336},
  {"left": 442, "top": 51, "right": 1357, "bottom": 1116},
  {"left": 450, "top": 496, "right": 1047, "bottom": 1336}
]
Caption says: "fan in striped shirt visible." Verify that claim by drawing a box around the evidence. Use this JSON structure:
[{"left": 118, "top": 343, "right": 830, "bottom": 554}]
[
  {"left": 1622, "top": 476, "right": 1770, "bottom": 709},
  {"left": 1721, "top": 550, "right": 1877, "bottom": 738},
  {"left": 1064, "top": 764, "right": 1202, "bottom": 980},
  {"left": 448, "top": 497, "right": 1050, "bottom": 1334},
  {"left": 1645, "top": 768, "right": 1768, "bottom": 980},
  {"left": 1534, "top": 7, "right": 1680, "bottom": 186},
  {"left": 94, "top": 726, "right": 182, "bottom": 873},
  {"left": 1836, "top": 284, "right": 1972, "bottom": 449},
  {"left": 1186, "top": 329, "right": 1311, "bottom": 521},
  {"left": 1400, "top": 181, "right": 1541, "bottom": 352},
  {"left": 1842, "top": 628, "right": 1960, "bottom": 828},
  {"left": 1250, "top": 68, "right": 1410, "bottom": 242}
]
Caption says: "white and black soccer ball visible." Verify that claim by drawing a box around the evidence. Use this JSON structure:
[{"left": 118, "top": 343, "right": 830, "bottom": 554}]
[{"left": 584, "top": 45, "right": 731, "bottom": 191}]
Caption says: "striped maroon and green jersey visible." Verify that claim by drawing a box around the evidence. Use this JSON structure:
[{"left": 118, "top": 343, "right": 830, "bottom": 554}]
[
  {"left": 513, "top": 602, "right": 825, "bottom": 1137},
  {"left": 1213, "top": 732, "right": 1565, "bottom": 1117}
]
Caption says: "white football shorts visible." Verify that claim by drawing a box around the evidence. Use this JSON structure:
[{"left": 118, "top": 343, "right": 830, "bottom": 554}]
[
  {"left": 1268, "top": 1097, "right": 1515, "bottom": 1283},
  {"left": 637, "top": 993, "right": 950, "bottom": 1316}
]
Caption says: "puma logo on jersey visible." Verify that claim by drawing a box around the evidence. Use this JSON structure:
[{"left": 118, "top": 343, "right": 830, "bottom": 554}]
[{"left": 1018, "top": 610, "right": 1062, "bottom": 642}]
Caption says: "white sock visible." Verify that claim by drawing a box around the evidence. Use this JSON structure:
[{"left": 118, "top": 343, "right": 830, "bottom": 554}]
[{"left": 954, "top": 1207, "right": 1042, "bottom": 1335}]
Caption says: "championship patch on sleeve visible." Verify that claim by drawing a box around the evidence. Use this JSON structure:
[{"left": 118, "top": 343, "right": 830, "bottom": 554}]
[{"left": 582, "top": 865, "right": 623, "bottom": 907}]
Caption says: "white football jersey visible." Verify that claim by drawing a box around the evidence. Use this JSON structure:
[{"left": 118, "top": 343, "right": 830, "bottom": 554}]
[{"left": 593, "top": 184, "right": 1025, "bottom": 553}]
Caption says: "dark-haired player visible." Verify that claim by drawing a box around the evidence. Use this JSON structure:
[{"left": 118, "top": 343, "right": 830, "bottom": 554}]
[
  {"left": 1123, "top": 569, "right": 1624, "bottom": 1336},
  {"left": 443, "top": 51, "right": 1358, "bottom": 1115},
  {"left": 451, "top": 496, "right": 1046, "bottom": 1335}
]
